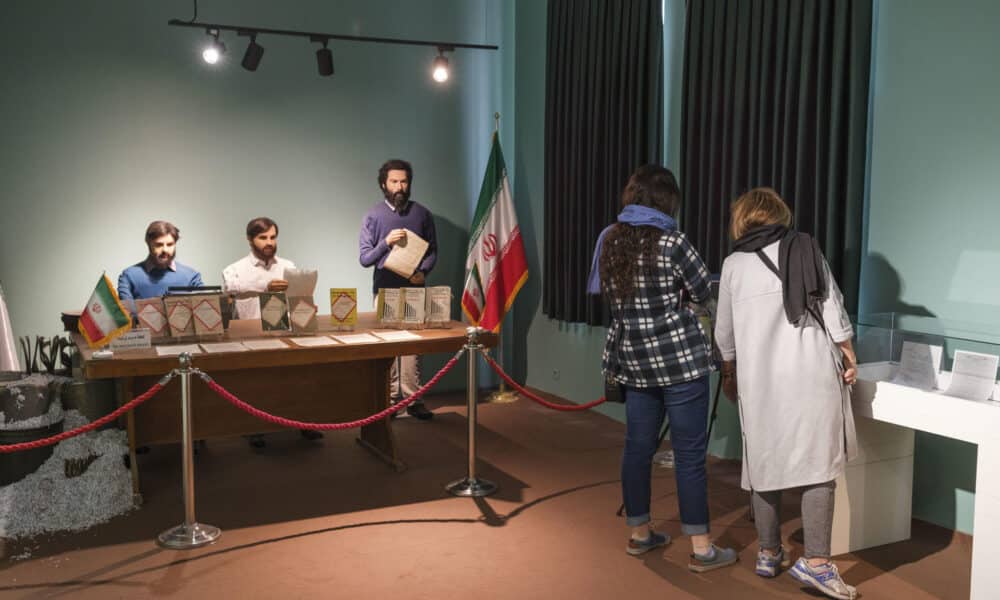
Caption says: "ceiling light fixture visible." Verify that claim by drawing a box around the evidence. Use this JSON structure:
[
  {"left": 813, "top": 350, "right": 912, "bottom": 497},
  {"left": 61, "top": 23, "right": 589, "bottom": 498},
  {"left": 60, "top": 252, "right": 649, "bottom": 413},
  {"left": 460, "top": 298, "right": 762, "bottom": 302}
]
[
  {"left": 169, "top": 19, "right": 498, "bottom": 80},
  {"left": 432, "top": 46, "right": 452, "bottom": 83},
  {"left": 312, "top": 37, "right": 334, "bottom": 77},
  {"left": 202, "top": 29, "right": 225, "bottom": 65},
  {"left": 240, "top": 32, "right": 264, "bottom": 71}
]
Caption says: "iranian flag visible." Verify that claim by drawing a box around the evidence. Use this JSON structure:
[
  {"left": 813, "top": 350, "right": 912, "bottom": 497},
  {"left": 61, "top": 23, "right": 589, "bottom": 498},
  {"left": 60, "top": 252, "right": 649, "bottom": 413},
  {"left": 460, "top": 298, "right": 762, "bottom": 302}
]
[
  {"left": 78, "top": 274, "right": 132, "bottom": 348},
  {"left": 462, "top": 134, "right": 528, "bottom": 332}
]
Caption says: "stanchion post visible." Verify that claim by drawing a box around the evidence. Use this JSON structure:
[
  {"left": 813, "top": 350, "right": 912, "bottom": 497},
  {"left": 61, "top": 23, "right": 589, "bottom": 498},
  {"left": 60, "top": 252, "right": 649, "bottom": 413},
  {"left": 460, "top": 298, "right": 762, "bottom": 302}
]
[
  {"left": 446, "top": 327, "right": 498, "bottom": 497},
  {"left": 157, "top": 353, "right": 222, "bottom": 549}
]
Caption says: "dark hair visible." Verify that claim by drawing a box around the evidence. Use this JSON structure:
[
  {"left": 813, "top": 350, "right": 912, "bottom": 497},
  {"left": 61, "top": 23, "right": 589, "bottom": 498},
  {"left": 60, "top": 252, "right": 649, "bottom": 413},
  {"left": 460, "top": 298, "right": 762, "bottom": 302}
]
[
  {"left": 145, "top": 220, "right": 180, "bottom": 244},
  {"left": 246, "top": 217, "right": 278, "bottom": 239},
  {"left": 599, "top": 165, "right": 682, "bottom": 299},
  {"left": 378, "top": 159, "right": 413, "bottom": 189}
]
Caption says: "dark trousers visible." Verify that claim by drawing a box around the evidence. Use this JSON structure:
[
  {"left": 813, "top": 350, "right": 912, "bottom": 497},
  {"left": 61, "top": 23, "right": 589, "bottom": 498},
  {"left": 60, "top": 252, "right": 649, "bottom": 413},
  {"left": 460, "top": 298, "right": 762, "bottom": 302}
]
[{"left": 622, "top": 375, "right": 710, "bottom": 535}]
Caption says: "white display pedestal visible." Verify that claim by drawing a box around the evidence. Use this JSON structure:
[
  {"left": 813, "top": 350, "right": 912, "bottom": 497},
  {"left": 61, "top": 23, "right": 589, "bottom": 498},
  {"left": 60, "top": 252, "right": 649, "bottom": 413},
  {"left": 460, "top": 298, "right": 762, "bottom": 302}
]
[{"left": 841, "top": 362, "right": 1000, "bottom": 600}]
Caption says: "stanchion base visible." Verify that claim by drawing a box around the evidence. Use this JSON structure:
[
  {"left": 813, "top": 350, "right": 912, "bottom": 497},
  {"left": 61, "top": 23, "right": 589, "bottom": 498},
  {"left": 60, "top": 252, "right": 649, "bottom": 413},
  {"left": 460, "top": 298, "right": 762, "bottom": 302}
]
[
  {"left": 157, "top": 522, "right": 222, "bottom": 549},
  {"left": 446, "top": 476, "right": 498, "bottom": 497},
  {"left": 486, "top": 389, "right": 519, "bottom": 404}
]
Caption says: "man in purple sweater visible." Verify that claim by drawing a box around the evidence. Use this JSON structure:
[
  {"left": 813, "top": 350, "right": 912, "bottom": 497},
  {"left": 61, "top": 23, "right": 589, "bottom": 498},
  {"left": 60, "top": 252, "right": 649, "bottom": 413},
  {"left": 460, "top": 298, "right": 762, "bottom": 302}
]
[{"left": 359, "top": 159, "right": 438, "bottom": 420}]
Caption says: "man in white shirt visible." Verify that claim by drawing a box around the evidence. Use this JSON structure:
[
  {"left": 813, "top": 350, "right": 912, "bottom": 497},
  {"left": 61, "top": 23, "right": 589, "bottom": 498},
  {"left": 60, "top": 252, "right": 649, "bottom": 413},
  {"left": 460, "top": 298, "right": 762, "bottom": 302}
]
[
  {"left": 222, "top": 217, "right": 295, "bottom": 320},
  {"left": 223, "top": 217, "right": 322, "bottom": 447}
]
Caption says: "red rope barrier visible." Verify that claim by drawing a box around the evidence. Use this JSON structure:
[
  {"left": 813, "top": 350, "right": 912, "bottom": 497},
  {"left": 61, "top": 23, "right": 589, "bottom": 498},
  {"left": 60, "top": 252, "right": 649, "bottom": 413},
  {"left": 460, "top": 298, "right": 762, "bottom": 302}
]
[
  {"left": 0, "top": 381, "right": 169, "bottom": 453},
  {"left": 199, "top": 351, "right": 464, "bottom": 430},
  {"left": 481, "top": 352, "right": 607, "bottom": 411}
]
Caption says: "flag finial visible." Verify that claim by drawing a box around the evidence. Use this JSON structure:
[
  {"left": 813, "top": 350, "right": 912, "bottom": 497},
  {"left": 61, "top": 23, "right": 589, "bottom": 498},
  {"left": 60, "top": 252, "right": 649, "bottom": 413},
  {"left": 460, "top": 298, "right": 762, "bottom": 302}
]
[{"left": 494, "top": 112, "right": 500, "bottom": 134}]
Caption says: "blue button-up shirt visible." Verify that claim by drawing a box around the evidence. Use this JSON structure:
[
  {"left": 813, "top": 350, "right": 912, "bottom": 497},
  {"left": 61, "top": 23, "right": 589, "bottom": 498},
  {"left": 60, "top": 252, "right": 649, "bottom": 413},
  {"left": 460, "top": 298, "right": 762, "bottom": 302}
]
[{"left": 117, "top": 258, "right": 203, "bottom": 313}]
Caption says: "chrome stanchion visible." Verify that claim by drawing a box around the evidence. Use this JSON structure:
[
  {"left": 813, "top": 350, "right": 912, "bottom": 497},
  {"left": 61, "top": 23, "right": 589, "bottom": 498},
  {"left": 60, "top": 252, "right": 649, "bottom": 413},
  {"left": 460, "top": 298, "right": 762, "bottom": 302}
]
[
  {"left": 157, "top": 353, "right": 221, "bottom": 549},
  {"left": 446, "top": 327, "right": 498, "bottom": 497}
]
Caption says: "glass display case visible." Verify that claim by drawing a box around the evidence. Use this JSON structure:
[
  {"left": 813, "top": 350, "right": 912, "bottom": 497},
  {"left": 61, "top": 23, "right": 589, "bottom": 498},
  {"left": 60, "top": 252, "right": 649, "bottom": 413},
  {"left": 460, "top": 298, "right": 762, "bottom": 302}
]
[
  {"left": 854, "top": 312, "right": 1000, "bottom": 401},
  {"left": 845, "top": 313, "right": 1000, "bottom": 598}
]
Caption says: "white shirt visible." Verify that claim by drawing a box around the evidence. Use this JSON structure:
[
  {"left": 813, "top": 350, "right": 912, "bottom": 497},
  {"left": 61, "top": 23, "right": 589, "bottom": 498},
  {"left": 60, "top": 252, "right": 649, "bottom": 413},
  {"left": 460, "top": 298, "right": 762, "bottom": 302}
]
[{"left": 222, "top": 253, "right": 296, "bottom": 319}]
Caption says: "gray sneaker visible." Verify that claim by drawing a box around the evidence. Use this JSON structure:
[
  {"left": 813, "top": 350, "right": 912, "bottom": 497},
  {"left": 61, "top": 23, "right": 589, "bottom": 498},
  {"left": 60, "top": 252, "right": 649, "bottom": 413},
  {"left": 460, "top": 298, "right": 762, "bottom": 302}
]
[
  {"left": 788, "top": 558, "right": 858, "bottom": 600},
  {"left": 688, "top": 544, "right": 738, "bottom": 572},
  {"left": 626, "top": 530, "right": 671, "bottom": 556}
]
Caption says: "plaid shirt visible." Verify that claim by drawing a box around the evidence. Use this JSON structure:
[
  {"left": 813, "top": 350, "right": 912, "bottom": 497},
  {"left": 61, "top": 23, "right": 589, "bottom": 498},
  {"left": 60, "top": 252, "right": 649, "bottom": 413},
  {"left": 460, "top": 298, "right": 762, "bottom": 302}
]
[{"left": 602, "top": 230, "right": 713, "bottom": 387}]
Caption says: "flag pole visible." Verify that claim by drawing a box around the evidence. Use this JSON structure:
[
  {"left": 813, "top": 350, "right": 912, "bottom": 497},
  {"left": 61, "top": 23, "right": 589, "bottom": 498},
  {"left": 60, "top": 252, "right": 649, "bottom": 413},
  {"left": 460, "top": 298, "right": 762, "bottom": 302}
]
[{"left": 486, "top": 112, "right": 519, "bottom": 404}]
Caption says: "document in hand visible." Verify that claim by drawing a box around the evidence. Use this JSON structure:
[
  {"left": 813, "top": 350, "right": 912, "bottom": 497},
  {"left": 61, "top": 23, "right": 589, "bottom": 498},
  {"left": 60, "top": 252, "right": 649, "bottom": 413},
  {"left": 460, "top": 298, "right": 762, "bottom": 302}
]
[{"left": 384, "top": 229, "right": 429, "bottom": 278}]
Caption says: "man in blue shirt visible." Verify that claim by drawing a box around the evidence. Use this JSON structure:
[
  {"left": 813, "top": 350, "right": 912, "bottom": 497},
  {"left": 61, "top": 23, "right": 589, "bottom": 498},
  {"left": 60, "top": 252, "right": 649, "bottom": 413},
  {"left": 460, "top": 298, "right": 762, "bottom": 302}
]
[
  {"left": 118, "top": 220, "right": 203, "bottom": 313},
  {"left": 359, "top": 159, "right": 438, "bottom": 420}
]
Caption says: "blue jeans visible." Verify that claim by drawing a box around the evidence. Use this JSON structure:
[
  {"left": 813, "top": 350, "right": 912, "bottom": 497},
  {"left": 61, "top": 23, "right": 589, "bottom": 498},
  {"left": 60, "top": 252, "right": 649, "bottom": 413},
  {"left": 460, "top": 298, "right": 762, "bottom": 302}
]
[{"left": 622, "top": 375, "right": 710, "bottom": 534}]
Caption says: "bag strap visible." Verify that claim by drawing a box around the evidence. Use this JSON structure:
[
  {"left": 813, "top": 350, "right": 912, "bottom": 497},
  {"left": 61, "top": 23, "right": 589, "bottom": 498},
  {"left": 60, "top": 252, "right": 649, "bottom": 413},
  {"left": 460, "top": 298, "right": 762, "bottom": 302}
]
[{"left": 754, "top": 249, "right": 828, "bottom": 334}]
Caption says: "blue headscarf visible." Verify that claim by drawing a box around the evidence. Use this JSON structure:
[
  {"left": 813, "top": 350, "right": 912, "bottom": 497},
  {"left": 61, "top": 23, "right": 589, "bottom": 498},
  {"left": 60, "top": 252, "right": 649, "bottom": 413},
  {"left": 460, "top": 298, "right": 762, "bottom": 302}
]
[{"left": 586, "top": 204, "right": 677, "bottom": 295}]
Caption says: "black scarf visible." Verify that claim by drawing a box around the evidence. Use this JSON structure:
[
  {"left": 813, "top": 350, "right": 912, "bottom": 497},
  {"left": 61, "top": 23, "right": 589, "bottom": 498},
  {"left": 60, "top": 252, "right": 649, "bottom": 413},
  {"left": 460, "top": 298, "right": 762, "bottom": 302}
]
[{"left": 733, "top": 224, "right": 828, "bottom": 326}]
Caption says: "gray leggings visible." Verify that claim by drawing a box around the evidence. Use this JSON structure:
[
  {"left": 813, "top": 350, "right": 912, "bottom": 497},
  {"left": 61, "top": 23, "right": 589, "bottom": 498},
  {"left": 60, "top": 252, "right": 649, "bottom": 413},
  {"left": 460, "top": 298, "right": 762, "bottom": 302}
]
[{"left": 752, "top": 480, "right": 836, "bottom": 559}]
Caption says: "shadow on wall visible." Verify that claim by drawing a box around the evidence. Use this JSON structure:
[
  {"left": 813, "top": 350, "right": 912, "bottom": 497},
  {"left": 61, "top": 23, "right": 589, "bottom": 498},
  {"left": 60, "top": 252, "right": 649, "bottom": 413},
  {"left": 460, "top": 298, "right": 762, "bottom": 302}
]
[{"left": 860, "top": 252, "right": 935, "bottom": 317}]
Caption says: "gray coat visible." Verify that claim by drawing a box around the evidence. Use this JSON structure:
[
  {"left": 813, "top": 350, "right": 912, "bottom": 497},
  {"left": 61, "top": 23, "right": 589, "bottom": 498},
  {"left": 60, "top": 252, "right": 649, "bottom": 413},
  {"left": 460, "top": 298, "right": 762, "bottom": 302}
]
[{"left": 715, "top": 241, "right": 858, "bottom": 492}]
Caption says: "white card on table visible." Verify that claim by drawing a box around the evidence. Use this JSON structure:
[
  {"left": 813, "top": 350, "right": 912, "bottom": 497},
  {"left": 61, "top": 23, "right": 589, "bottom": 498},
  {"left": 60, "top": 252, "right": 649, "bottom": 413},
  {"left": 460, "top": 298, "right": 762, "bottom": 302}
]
[
  {"left": 373, "top": 330, "right": 422, "bottom": 342},
  {"left": 331, "top": 333, "right": 382, "bottom": 345},
  {"left": 199, "top": 342, "right": 249, "bottom": 353},
  {"left": 891, "top": 341, "right": 942, "bottom": 390},
  {"left": 288, "top": 336, "right": 339, "bottom": 347},
  {"left": 155, "top": 344, "right": 203, "bottom": 357},
  {"left": 945, "top": 350, "right": 1000, "bottom": 401},
  {"left": 242, "top": 339, "right": 289, "bottom": 350}
]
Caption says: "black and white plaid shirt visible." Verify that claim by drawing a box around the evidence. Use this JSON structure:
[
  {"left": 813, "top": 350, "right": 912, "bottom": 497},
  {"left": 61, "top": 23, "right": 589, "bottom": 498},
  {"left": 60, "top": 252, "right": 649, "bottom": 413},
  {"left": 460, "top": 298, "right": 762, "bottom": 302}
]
[{"left": 602, "top": 230, "right": 713, "bottom": 388}]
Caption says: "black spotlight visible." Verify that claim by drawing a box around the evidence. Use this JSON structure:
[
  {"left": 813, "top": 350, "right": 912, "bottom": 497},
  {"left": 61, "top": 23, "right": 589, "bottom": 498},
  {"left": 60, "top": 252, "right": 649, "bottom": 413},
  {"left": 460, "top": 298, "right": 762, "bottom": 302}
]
[
  {"left": 316, "top": 39, "right": 334, "bottom": 76},
  {"left": 241, "top": 34, "right": 264, "bottom": 71}
]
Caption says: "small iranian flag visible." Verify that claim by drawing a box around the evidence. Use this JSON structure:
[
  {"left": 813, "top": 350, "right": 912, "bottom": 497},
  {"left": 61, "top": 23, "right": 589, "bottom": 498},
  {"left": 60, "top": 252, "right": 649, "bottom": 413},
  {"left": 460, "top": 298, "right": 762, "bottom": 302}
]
[
  {"left": 462, "top": 133, "right": 528, "bottom": 332},
  {"left": 78, "top": 274, "right": 132, "bottom": 348}
]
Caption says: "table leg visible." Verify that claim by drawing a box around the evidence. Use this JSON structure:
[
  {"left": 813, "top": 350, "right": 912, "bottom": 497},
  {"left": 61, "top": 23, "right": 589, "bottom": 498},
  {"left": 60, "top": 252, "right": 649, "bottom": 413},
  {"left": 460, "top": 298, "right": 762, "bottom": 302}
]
[
  {"left": 358, "top": 357, "right": 406, "bottom": 472},
  {"left": 116, "top": 377, "right": 142, "bottom": 505}
]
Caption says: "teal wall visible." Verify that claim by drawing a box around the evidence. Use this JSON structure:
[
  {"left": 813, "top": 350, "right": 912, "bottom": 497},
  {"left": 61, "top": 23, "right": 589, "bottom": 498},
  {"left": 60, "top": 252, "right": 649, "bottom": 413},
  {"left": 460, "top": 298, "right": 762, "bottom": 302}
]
[
  {"left": 0, "top": 0, "right": 505, "bottom": 391},
  {"left": 859, "top": 0, "right": 1000, "bottom": 534}
]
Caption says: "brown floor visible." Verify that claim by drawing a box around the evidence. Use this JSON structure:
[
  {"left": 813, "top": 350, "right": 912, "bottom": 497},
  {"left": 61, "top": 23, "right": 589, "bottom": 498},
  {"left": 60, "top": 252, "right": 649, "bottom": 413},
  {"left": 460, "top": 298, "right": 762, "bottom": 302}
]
[{"left": 0, "top": 389, "right": 972, "bottom": 599}]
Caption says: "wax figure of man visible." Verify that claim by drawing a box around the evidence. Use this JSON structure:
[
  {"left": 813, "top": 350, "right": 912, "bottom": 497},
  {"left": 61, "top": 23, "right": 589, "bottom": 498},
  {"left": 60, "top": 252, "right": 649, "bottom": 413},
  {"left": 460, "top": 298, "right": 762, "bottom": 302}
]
[
  {"left": 117, "top": 220, "right": 203, "bottom": 312},
  {"left": 223, "top": 217, "right": 323, "bottom": 447},
  {"left": 359, "top": 159, "right": 438, "bottom": 420}
]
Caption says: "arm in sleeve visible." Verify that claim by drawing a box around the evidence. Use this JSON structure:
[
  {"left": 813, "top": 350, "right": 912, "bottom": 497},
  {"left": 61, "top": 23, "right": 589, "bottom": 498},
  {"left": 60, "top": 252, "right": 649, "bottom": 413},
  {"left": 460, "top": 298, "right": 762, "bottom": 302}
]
[
  {"left": 418, "top": 210, "right": 438, "bottom": 274},
  {"left": 359, "top": 213, "right": 389, "bottom": 267},
  {"left": 190, "top": 270, "right": 204, "bottom": 288},
  {"left": 820, "top": 258, "right": 853, "bottom": 343},
  {"left": 117, "top": 270, "right": 136, "bottom": 315},
  {"left": 714, "top": 264, "right": 737, "bottom": 361},
  {"left": 671, "top": 233, "right": 711, "bottom": 303}
]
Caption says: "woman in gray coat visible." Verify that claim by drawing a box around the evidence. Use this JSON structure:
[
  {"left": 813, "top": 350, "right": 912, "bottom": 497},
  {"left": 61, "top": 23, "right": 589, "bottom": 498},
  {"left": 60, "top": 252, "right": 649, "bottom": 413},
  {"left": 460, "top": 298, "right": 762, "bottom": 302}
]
[{"left": 714, "top": 188, "right": 859, "bottom": 600}]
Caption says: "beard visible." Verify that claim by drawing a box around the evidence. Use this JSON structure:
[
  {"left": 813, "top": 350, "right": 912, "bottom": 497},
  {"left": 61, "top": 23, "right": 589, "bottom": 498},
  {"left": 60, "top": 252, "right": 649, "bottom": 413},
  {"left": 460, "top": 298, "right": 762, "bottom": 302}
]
[
  {"left": 383, "top": 187, "right": 410, "bottom": 210},
  {"left": 253, "top": 244, "right": 277, "bottom": 261},
  {"left": 152, "top": 250, "right": 174, "bottom": 267}
]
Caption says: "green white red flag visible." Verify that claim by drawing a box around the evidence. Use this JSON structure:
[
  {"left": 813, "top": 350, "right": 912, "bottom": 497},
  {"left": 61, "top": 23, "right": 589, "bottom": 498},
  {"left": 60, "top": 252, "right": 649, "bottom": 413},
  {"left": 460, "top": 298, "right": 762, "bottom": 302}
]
[
  {"left": 78, "top": 274, "right": 132, "bottom": 347},
  {"left": 462, "top": 134, "right": 528, "bottom": 332}
]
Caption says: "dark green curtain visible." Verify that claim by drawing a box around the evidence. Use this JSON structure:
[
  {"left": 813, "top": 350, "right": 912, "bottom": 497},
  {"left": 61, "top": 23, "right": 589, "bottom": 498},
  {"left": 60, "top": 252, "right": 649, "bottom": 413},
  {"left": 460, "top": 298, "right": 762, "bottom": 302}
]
[
  {"left": 681, "top": 0, "right": 872, "bottom": 312},
  {"left": 543, "top": 0, "right": 663, "bottom": 325}
]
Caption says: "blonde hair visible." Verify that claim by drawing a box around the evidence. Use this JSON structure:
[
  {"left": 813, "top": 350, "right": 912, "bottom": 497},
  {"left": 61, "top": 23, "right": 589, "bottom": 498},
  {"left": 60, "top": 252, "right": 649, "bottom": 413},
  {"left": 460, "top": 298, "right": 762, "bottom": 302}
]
[{"left": 729, "top": 187, "right": 792, "bottom": 240}]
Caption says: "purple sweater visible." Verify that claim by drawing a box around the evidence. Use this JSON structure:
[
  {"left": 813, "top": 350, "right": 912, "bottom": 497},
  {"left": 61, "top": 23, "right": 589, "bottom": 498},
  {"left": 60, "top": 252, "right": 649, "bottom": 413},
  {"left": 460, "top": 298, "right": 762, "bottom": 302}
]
[{"left": 359, "top": 200, "right": 438, "bottom": 294}]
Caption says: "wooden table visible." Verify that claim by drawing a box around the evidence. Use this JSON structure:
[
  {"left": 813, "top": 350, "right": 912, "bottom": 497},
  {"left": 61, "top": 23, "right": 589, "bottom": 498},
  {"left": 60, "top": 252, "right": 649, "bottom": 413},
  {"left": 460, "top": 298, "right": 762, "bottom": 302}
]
[{"left": 74, "top": 313, "right": 494, "bottom": 499}]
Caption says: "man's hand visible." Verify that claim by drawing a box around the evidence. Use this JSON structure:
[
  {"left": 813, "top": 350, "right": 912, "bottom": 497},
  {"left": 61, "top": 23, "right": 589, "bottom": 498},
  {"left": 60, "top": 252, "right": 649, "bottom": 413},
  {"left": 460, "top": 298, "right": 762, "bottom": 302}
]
[
  {"left": 408, "top": 271, "right": 426, "bottom": 285},
  {"left": 385, "top": 229, "right": 407, "bottom": 247},
  {"left": 267, "top": 279, "right": 289, "bottom": 292}
]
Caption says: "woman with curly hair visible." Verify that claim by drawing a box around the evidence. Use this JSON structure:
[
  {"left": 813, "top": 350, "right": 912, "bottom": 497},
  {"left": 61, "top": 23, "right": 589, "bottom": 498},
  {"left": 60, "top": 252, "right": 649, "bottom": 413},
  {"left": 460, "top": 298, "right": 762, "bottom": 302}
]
[{"left": 588, "top": 164, "right": 737, "bottom": 572}]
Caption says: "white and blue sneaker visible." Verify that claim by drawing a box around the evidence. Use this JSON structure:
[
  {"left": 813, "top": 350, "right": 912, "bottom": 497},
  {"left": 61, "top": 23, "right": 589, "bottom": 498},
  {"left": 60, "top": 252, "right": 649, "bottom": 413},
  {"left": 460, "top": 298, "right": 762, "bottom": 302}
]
[
  {"left": 755, "top": 546, "right": 791, "bottom": 578},
  {"left": 788, "top": 557, "right": 858, "bottom": 600}
]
